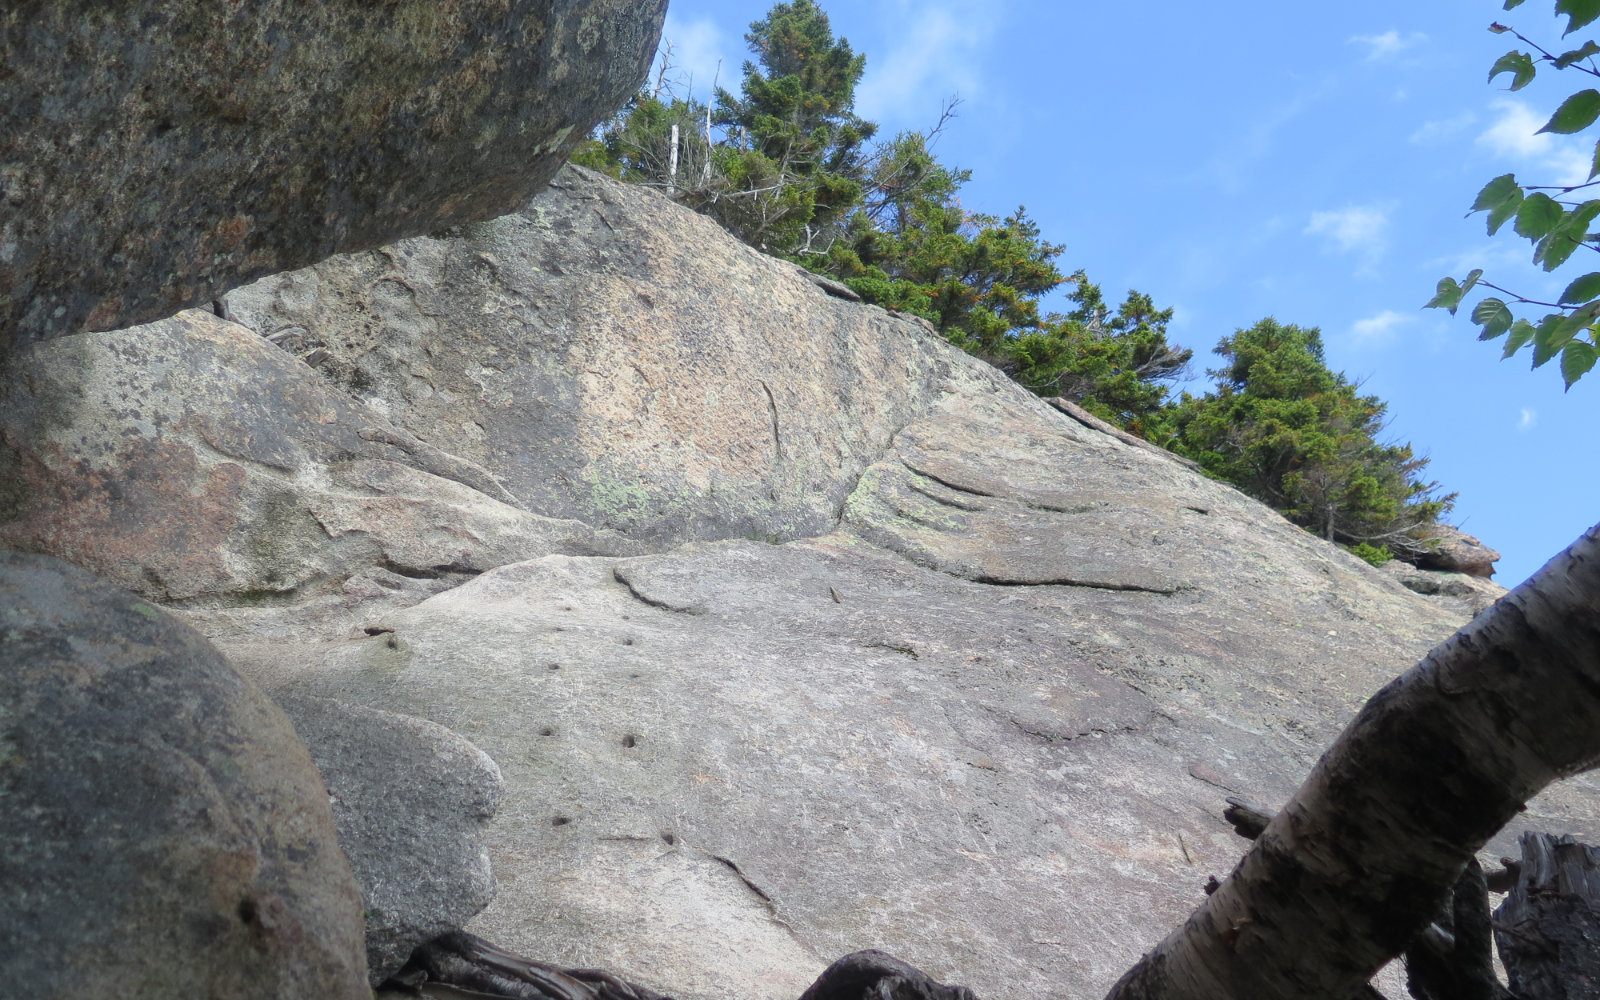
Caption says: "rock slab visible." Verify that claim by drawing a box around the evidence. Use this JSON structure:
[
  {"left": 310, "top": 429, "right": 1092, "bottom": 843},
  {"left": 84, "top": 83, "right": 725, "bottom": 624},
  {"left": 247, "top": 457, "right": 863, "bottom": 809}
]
[
  {"left": 219, "top": 164, "right": 973, "bottom": 548},
  {"left": 0, "top": 0, "right": 668, "bottom": 349},
  {"left": 0, "top": 308, "right": 636, "bottom": 619},
  {"left": 0, "top": 551, "right": 369, "bottom": 998}
]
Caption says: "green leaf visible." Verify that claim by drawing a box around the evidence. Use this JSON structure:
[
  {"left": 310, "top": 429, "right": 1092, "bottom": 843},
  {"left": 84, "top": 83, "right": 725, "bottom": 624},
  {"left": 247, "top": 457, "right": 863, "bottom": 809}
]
[
  {"left": 1566, "top": 198, "right": 1600, "bottom": 232},
  {"left": 1532, "top": 313, "right": 1573, "bottom": 367},
  {"left": 1559, "top": 0, "right": 1600, "bottom": 35},
  {"left": 1556, "top": 41, "right": 1600, "bottom": 68},
  {"left": 1503, "top": 318, "right": 1537, "bottom": 357},
  {"left": 1560, "top": 271, "right": 1600, "bottom": 303},
  {"left": 1461, "top": 268, "right": 1485, "bottom": 297},
  {"left": 1532, "top": 304, "right": 1600, "bottom": 367},
  {"left": 1536, "top": 231, "right": 1584, "bottom": 270},
  {"left": 1472, "top": 174, "right": 1525, "bottom": 234},
  {"left": 1471, "top": 173, "right": 1521, "bottom": 212},
  {"left": 1536, "top": 199, "right": 1600, "bottom": 270},
  {"left": 1490, "top": 51, "right": 1538, "bottom": 89},
  {"left": 1472, "top": 297, "right": 1516, "bottom": 339},
  {"left": 1539, "top": 89, "right": 1600, "bottom": 134},
  {"left": 1516, "top": 192, "right": 1565, "bottom": 237},
  {"left": 1591, "top": 137, "right": 1600, "bottom": 180},
  {"left": 1488, "top": 193, "right": 1525, "bottom": 235},
  {"left": 1490, "top": 22, "right": 1512, "bottom": 34},
  {"left": 1562, "top": 339, "right": 1599, "bottom": 386},
  {"left": 1425, "top": 277, "right": 1464, "bottom": 314},
  {"left": 1503, "top": 0, "right": 1526, "bottom": 8}
]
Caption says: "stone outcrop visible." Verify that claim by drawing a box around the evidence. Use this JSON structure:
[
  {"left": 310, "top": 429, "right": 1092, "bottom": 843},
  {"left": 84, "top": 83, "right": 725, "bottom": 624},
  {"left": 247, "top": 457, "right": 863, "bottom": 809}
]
[
  {"left": 1381, "top": 558, "right": 1506, "bottom": 616},
  {"left": 1, "top": 165, "right": 1566, "bottom": 998},
  {"left": 0, "top": 552, "right": 368, "bottom": 998},
  {"left": 276, "top": 695, "right": 505, "bottom": 985},
  {"left": 1414, "top": 523, "right": 1502, "bottom": 578},
  {"left": 0, "top": 0, "right": 668, "bottom": 350}
]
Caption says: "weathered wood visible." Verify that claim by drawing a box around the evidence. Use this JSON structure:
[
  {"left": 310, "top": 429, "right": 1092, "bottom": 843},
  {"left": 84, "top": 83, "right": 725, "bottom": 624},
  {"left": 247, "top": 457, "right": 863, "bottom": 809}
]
[
  {"left": 1222, "top": 796, "right": 1274, "bottom": 841},
  {"left": 1494, "top": 833, "right": 1600, "bottom": 1000},
  {"left": 387, "top": 935, "right": 978, "bottom": 1000},
  {"left": 393, "top": 931, "right": 674, "bottom": 1000},
  {"left": 795, "top": 950, "right": 977, "bottom": 1000},
  {"left": 1213, "top": 795, "right": 1456, "bottom": 1000},
  {"left": 1105, "top": 524, "right": 1600, "bottom": 1000}
]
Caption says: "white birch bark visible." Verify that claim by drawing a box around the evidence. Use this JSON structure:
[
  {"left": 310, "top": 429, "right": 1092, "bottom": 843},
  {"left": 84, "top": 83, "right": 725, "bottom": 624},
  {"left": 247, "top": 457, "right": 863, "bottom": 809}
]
[{"left": 1107, "top": 523, "right": 1600, "bottom": 1000}]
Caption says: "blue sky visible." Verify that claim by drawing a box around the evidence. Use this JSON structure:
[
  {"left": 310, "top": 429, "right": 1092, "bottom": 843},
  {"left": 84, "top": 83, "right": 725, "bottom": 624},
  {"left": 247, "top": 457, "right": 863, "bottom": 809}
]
[{"left": 652, "top": 0, "right": 1596, "bottom": 587}]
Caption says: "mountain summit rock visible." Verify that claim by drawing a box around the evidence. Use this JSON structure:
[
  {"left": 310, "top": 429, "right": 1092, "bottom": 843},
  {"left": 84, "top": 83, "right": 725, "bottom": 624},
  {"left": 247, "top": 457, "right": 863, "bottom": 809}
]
[{"left": 5, "top": 165, "right": 1579, "bottom": 997}]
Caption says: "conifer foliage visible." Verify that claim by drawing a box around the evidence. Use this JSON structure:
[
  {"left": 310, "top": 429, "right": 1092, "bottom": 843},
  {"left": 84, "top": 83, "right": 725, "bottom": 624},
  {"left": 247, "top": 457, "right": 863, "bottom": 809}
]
[{"left": 1150, "top": 320, "right": 1453, "bottom": 561}]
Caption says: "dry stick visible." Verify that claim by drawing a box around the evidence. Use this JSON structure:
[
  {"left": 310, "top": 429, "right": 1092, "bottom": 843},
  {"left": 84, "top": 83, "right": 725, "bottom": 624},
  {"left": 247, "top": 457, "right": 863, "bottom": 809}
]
[
  {"left": 666, "top": 123, "right": 679, "bottom": 198},
  {"left": 1106, "top": 523, "right": 1600, "bottom": 1000}
]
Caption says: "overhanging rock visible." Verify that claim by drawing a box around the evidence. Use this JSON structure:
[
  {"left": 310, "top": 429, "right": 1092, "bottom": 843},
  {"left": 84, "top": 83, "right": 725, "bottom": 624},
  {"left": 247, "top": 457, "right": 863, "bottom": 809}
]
[{"left": 0, "top": 0, "right": 668, "bottom": 351}]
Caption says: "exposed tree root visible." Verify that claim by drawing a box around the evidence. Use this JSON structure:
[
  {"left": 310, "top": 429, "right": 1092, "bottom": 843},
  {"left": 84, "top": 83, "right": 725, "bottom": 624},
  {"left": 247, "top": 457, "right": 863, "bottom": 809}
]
[{"left": 384, "top": 932, "right": 977, "bottom": 1000}]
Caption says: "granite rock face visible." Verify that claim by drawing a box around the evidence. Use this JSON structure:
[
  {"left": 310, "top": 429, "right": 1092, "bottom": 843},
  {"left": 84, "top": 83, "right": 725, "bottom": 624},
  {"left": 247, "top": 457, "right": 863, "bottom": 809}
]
[
  {"left": 276, "top": 695, "right": 505, "bottom": 985},
  {"left": 0, "top": 308, "right": 637, "bottom": 617},
  {"left": 218, "top": 165, "right": 968, "bottom": 548},
  {"left": 0, "top": 0, "right": 668, "bottom": 350},
  {"left": 1381, "top": 558, "right": 1506, "bottom": 616},
  {"left": 225, "top": 391, "right": 1551, "bottom": 1000},
  {"left": 4, "top": 166, "right": 1566, "bottom": 999},
  {"left": 0, "top": 552, "right": 368, "bottom": 998}
]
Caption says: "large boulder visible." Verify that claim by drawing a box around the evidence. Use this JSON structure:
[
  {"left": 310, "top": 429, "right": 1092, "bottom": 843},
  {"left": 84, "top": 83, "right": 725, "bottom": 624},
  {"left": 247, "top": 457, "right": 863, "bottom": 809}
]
[
  {"left": 276, "top": 695, "right": 505, "bottom": 986},
  {"left": 0, "top": 0, "right": 667, "bottom": 350},
  {"left": 1413, "top": 523, "right": 1502, "bottom": 578},
  {"left": 0, "top": 551, "right": 369, "bottom": 998}
]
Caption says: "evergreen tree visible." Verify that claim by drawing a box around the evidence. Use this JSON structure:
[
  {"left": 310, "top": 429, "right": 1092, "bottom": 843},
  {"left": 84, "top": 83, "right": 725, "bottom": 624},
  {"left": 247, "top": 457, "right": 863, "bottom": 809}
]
[
  {"left": 1149, "top": 319, "right": 1451, "bottom": 561},
  {"left": 1007, "top": 278, "right": 1192, "bottom": 435},
  {"left": 709, "top": 0, "right": 875, "bottom": 252}
]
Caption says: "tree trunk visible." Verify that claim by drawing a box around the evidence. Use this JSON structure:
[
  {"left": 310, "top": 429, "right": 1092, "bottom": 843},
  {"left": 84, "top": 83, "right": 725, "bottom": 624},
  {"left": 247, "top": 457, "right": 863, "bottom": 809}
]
[{"left": 1106, "top": 523, "right": 1600, "bottom": 1000}]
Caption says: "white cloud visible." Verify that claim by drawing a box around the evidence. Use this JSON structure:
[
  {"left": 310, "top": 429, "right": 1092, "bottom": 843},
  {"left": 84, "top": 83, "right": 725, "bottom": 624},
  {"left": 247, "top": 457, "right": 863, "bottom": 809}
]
[
  {"left": 1350, "top": 30, "right": 1427, "bottom": 62},
  {"left": 1428, "top": 240, "right": 1530, "bottom": 278},
  {"left": 1351, "top": 310, "right": 1413, "bottom": 343},
  {"left": 855, "top": 5, "right": 997, "bottom": 125},
  {"left": 1306, "top": 204, "right": 1392, "bottom": 258},
  {"left": 654, "top": 14, "right": 731, "bottom": 101},
  {"left": 1409, "top": 111, "right": 1476, "bottom": 145},
  {"left": 1203, "top": 90, "right": 1324, "bottom": 194},
  {"left": 1520, "top": 408, "right": 1538, "bottom": 431},
  {"left": 1478, "top": 99, "right": 1592, "bottom": 185},
  {"left": 1480, "top": 100, "right": 1554, "bottom": 159}
]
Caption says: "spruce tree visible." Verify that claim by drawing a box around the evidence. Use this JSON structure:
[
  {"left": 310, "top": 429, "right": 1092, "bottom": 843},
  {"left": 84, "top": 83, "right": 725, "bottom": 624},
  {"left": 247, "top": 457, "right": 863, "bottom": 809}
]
[
  {"left": 710, "top": 0, "right": 875, "bottom": 253},
  {"left": 1151, "top": 319, "right": 1451, "bottom": 561}
]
